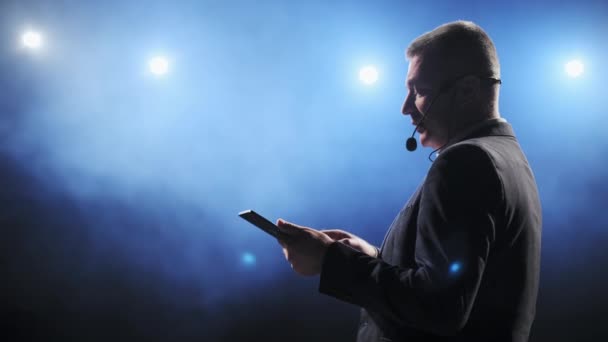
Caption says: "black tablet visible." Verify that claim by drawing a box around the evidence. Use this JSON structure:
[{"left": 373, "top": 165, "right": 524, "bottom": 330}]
[{"left": 238, "top": 209, "right": 281, "bottom": 238}]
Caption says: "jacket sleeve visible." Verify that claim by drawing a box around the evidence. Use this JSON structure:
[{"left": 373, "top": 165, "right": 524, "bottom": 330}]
[{"left": 319, "top": 144, "right": 503, "bottom": 336}]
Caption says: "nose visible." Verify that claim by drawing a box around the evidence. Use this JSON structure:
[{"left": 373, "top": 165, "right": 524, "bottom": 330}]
[{"left": 401, "top": 90, "right": 415, "bottom": 116}]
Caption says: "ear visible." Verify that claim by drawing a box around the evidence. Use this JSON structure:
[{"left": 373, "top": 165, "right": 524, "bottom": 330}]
[{"left": 455, "top": 75, "right": 480, "bottom": 106}]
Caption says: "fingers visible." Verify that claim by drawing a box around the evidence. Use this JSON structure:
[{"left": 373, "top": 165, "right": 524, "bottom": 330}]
[
  {"left": 337, "top": 238, "right": 377, "bottom": 257},
  {"left": 276, "top": 219, "right": 299, "bottom": 263},
  {"left": 338, "top": 238, "right": 353, "bottom": 247},
  {"left": 277, "top": 237, "right": 288, "bottom": 248},
  {"left": 275, "top": 218, "right": 327, "bottom": 276},
  {"left": 322, "top": 229, "right": 351, "bottom": 240},
  {"left": 276, "top": 218, "right": 306, "bottom": 236}
]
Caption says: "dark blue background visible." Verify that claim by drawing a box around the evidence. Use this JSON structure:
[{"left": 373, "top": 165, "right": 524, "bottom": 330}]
[{"left": 1, "top": 0, "right": 607, "bottom": 340}]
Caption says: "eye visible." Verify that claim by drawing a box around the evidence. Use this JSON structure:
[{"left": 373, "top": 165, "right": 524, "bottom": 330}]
[{"left": 415, "top": 87, "right": 431, "bottom": 96}]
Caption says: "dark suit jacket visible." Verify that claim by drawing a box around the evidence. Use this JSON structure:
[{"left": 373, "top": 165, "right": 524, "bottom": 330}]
[{"left": 319, "top": 121, "right": 542, "bottom": 342}]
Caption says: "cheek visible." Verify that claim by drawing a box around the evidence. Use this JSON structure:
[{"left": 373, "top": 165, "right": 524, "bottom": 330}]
[
  {"left": 417, "top": 96, "right": 438, "bottom": 118},
  {"left": 415, "top": 98, "right": 427, "bottom": 114}
]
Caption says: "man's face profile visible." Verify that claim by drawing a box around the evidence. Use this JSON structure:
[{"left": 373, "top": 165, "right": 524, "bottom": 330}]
[{"left": 401, "top": 55, "right": 452, "bottom": 150}]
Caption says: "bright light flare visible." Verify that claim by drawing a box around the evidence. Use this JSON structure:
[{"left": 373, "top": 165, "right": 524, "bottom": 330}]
[
  {"left": 241, "top": 252, "right": 256, "bottom": 266},
  {"left": 450, "top": 262, "right": 461, "bottom": 274},
  {"left": 149, "top": 56, "right": 169, "bottom": 76},
  {"left": 359, "top": 65, "right": 379, "bottom": 85},
  {"left": 565, "top": 60, "right": 584, "bottom": 78},
  {"left": 22, "top": 30, "right": 43, "bottom": 49}
]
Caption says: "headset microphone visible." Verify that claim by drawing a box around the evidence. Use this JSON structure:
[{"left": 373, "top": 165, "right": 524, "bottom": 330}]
[{"left": 406, "top": 127, "right": 419, "bottom": 151}]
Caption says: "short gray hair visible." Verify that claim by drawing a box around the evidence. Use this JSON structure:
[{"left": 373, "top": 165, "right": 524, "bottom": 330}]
[{"left": 406, "top": 21, "right": 500, "bottom": 80}]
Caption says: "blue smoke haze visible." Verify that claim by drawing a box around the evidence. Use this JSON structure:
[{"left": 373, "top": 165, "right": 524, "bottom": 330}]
[{"left": 1, "top": 0, "right": 607, "bottom": 340}]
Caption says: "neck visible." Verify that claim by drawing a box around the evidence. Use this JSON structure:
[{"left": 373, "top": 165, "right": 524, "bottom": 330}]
[{"left": 451, "top": 104, "right": 500, "bottom": 133}]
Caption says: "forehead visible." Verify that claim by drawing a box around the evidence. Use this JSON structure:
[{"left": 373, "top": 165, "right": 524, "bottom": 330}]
[{"left": 406, "top": 55, "right": 441, "bottom": 87}]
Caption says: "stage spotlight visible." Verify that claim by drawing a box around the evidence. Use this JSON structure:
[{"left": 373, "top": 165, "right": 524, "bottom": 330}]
[
  {"left": 22, "top": 30, "right": 43, "bottom": 49},
  {"left": 241, "top": 252, "right": 256, "bottom": 266},
  {"left": 149, "top": 56, "right": 169, "bottom": 76},
  {"left": 565, "top": 60, "right": 584, "bottom": 78},
  {"left": 359, "top": 65, "right": 378, "bottom": 85}
]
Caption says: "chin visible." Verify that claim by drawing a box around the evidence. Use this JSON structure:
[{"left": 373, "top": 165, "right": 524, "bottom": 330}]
[
  {"left": 420, "top": 134, "right": 439, "bottom": 150},
  {"left": 419, "top": 133, "right": 430, "bottom": 147}
]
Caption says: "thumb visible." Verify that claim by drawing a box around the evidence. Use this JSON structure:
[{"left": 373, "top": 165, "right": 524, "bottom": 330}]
[
  {"left": 339, "top": 238, "right": 353, "bottom": 247},
  {"left": 276, "top": 219, "right": 303, "bottom": 235}
]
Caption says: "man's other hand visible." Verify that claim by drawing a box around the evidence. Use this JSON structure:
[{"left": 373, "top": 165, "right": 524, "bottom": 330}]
[{"left": 321, "top": 229, "right": 379, "bottom": 257}]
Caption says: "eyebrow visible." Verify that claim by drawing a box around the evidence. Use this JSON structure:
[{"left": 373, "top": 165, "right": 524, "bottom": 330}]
[{"left": 406, "top": 78, "right": 431, "bottom": 89}]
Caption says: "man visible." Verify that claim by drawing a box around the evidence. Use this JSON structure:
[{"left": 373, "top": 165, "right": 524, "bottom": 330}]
[{"left": 277, "top": 21, "right": 542, "bottom": 342}]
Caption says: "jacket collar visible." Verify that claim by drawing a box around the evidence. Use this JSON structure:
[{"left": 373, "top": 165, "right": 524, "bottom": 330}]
[{"left": 439, "top": 117, "right": 515, "bottom": 152}]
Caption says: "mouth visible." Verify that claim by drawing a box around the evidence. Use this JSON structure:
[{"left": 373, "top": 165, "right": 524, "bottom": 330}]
[
  {"left": 410, "top": 114, "right": 423, "bottom": 126},
  {"left": 411, "top": 120, "right": 424, "bottom": 130}
]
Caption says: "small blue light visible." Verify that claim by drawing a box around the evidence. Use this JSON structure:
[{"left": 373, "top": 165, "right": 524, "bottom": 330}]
[
  {"left": 242, "top": 252, "right": 256, "bottom": 266},
  {"left": 450, "top": 262, "right": 461, "bottom": 274}
]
